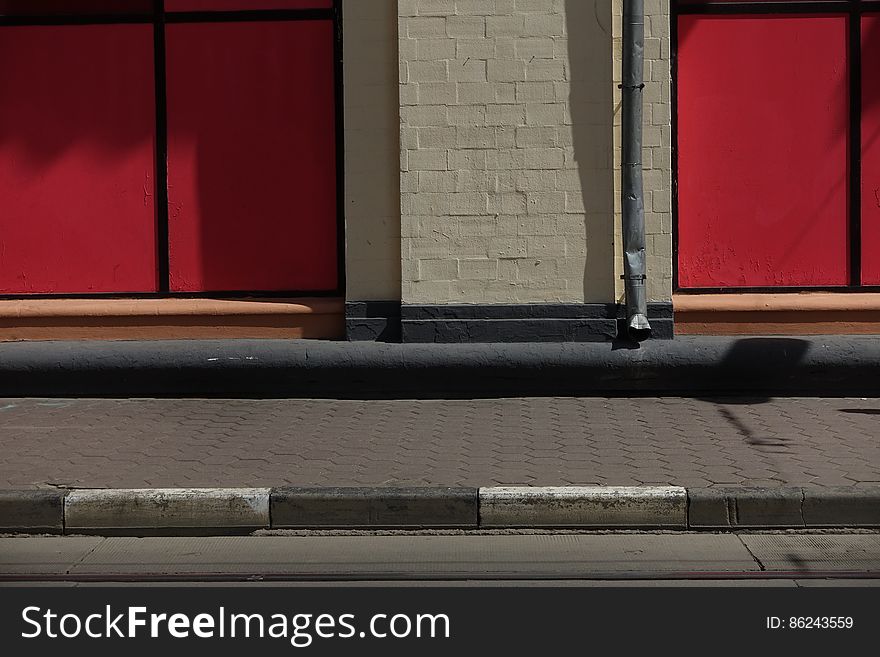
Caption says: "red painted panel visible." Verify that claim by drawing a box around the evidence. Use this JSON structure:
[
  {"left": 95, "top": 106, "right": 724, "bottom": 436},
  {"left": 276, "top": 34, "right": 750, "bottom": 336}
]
[
  {"left": 678, "top": 0, "right": 808, "bottom": 4},
  {"left": 0, "top": 25, "right": 157, "bottom": 294},
  {"left": 677, "top": 15, "right": 850, "bottom": 288},
  {"left": 165, "top": 1, "right": 331, "bottom": 11},
  {"left": 861, "top": 14, "right": 880, "bottom": 284},
  {"left": 166, "top": 20, "right": 337, "bottom": 292},
  {"left": 0, "top": 1, "right": 153, "bottom": 14}
]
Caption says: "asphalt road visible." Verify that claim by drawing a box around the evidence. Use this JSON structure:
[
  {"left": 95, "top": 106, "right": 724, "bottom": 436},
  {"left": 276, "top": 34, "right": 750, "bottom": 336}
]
[{"left": 2, "top": 532, "right": 879, "bottom": 584}]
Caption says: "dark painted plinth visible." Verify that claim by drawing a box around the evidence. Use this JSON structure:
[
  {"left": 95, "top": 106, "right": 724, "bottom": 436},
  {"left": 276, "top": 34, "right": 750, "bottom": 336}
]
[{"left": 0, "top": 335, "right": 877, "bottom": 398}]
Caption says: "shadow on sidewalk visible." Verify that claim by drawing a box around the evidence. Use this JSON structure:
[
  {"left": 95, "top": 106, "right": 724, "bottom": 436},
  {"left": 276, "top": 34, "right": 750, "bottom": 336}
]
[{"left": 698, "top": 338, "right": 811, "bottom": 450}]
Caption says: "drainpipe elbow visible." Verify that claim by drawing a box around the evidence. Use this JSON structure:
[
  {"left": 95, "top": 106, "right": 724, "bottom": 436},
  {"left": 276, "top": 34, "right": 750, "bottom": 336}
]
[{"left": 627, "top": 312, "right": 652, "bottom": 342}]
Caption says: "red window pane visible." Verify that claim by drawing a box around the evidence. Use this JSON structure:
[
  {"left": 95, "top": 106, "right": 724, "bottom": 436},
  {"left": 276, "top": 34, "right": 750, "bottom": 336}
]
[
  {"left": 165, "top": 20, "right": 338, "bottom": 293},
  {"left": 0, "top": 1, "right": 153, "bottom": 14},
  {"left": 677, "top": 14, "right": 849, "bottom": 288},
  {"left": 165, "top": 1, "right": 332, "bottom": 10},
  {"left": 861, "top": 14, "right": 880, "bottom": 284},
  {"left": 0, "top": 25, "right": 157, "bottom": 294},
  {"left": 678, "top": 0, "right": 840, "bottom": 3}
]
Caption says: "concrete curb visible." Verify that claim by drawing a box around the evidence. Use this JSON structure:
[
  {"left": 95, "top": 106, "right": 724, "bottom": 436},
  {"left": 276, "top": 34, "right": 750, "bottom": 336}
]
[
  {"left": 2, "top": 486, "right": 880, "bottom": 535},
  {"left": 0, "top": 489, "right": 66, "bottom": 534},
  {"left": 479, "top": 486, "right": 687, "bottom": 528},
  {"left": 688, "top": 487, "right": 880, "bottom": 529},
  {"left": 271, "top": 487, "right": 478, "bottom": 529},
  {"left": 64, "top": 489, "right": 270, "bottom": 536},
  {"left": 2, "top": 336, "right": 880, "bottom": 397}
]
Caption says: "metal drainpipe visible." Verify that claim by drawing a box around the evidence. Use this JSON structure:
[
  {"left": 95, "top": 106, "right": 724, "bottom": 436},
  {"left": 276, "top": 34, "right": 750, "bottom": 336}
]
[{"left": 621, "top": 0, "right": 651, "bottom": 340}]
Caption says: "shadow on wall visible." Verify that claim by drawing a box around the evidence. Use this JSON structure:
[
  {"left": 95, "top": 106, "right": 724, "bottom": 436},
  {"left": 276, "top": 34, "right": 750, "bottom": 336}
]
[
  {"left": 564, "top": 0, "right": 616, "bottom": 303},
  {"left": 700, "top": 338, "right": 811, "bottom": 404}
]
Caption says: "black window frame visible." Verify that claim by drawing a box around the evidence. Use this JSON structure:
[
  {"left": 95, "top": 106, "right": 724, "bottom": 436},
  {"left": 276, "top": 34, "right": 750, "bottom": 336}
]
[
  {"left": 0, "top": 0, "right": 346, "bottom": 300},
  {"left": 673, "top": 0, "right": 880, "bottom": 293}
]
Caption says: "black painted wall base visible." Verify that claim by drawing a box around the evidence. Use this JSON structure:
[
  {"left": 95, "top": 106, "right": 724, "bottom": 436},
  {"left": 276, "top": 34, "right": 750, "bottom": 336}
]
[
  {"left": 345, "top": 301, "right": 402, "bottom": 342},
  {"left": 347, "top": 302, "right": 673, "bottom": 342}
]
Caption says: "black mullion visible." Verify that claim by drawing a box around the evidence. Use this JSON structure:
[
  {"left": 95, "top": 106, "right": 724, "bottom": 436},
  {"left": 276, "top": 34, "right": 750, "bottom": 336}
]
[
  {"left": 153, "top": 0, "right": 170, "bottom": 293},
  {"left": 0, "top": 8, "right": 335, "bottom": 26},
  {"left": 677, "top": 2, "right": 855, "bottom": 15},
  {"left": 850, "top": 5, "right": 863, "bottom": 286},
  {"left": 164, "top": 9, "right": 334, "bottom": 23},
  {"left": 333, "top": 0, "right": 346, "bottom": 297},
  {"left": 0, "top": 15, "right": 152, "bottom": 25}
]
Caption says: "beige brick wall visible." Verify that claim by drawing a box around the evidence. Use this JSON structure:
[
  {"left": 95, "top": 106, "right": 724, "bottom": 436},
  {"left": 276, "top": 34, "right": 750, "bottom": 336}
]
[
  {"left": 344, "top": 0, "right": 402, "bottom": 301},
  {"left": 398, "top": 0, "right": 672, "bottom": 305}
]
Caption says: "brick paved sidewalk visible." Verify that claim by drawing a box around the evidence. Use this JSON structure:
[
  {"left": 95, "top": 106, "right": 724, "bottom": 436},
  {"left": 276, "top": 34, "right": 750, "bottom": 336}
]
[{"left": 1, "top": 397, "right": 879, "bottom": 490}]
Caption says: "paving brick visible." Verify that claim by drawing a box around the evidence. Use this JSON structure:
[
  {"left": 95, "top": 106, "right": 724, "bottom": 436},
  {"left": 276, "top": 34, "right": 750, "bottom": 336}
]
[{"left": 0, "top": 398, "right": 879, "bottom": 490}]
